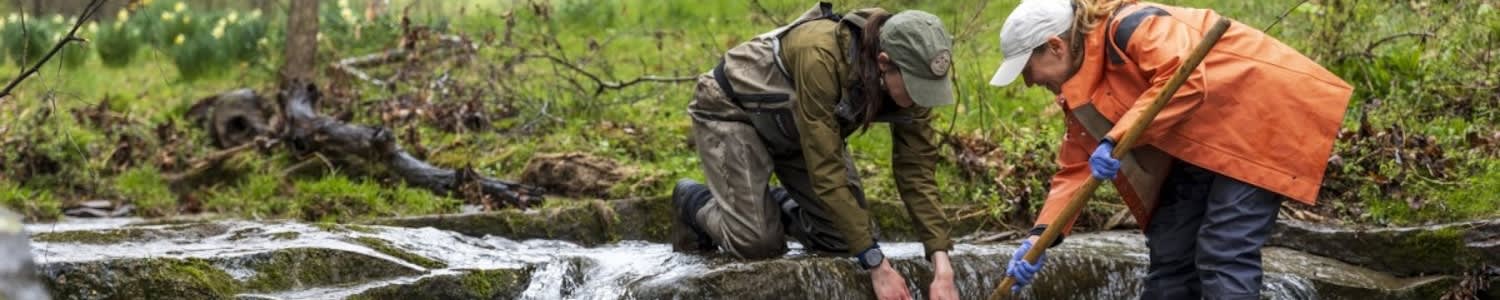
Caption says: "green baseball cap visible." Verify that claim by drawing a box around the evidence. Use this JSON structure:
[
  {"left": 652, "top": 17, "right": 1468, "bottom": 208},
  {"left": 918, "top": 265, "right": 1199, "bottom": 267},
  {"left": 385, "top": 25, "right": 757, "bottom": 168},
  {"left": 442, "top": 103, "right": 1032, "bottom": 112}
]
[{"left": 881, "top": 10, "right": 955, "bottom": 107}]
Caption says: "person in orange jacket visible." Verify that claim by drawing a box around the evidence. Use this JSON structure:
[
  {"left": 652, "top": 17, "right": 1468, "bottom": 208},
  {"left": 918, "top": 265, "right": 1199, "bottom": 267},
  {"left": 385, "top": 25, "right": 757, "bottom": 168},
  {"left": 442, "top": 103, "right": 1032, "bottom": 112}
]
[{"left": 990, "top": 0, "right": 1352, "bottom": 298}]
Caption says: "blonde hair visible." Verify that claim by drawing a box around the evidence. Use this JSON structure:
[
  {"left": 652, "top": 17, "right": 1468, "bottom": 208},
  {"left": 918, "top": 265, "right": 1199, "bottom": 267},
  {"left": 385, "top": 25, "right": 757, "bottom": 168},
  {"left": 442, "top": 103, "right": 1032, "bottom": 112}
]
[
  {"left": 1071, "top": 0, "right": 1138, "bottom": 36},
  {"left": 1058, "top": 0, "right": 1138, "bottom": 68}
]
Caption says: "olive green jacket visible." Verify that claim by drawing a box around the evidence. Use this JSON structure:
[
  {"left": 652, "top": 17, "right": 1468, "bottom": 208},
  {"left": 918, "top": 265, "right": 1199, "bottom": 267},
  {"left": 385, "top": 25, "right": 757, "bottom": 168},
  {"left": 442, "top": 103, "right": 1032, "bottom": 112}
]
[{"left": 780, "top": 16, "right": 953, "bottom": 258}]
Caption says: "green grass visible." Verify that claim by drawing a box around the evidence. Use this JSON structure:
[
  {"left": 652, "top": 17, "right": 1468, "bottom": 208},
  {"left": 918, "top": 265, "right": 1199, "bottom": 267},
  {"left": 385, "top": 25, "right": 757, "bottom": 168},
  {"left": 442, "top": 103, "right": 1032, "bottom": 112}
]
[
  {"left": 115, "top": 166, "right": 175, "bottom": 217},
  {"left": 0, "top": 0, "right": 1495, "bottom": 226}
]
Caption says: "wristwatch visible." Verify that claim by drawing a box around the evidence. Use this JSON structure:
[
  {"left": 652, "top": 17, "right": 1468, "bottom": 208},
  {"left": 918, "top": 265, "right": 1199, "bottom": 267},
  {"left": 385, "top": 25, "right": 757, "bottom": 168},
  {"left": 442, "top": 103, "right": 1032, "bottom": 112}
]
[{"left": 856, "top": 245, "right": 884, "bottom": 270}]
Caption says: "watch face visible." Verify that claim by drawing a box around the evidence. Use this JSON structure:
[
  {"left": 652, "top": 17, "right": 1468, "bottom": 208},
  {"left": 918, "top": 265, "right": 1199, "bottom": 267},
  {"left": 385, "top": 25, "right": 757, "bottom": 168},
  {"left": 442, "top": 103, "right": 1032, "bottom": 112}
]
[{"left": 862, "top": 249, "right": 884, "bottom": 269}]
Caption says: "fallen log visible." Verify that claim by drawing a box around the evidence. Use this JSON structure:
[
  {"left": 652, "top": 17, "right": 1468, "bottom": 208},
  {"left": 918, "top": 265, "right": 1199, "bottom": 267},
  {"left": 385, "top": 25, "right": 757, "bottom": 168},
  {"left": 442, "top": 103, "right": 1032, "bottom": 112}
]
[{"left": 270, "top": 81, "right": 544, "bottom": 208}]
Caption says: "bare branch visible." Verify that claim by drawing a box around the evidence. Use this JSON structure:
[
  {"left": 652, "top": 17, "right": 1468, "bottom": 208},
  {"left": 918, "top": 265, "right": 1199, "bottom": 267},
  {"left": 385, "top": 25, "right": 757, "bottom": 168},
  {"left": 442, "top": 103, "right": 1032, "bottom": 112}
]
[
  {"left": 748, "top": 0, "right": 786, "bottom": 27},
  {"left": 329, "top": 35, "right": 476, "bottom": 87},
  {"left": 1334, "top": 32, "right": 1437, "bottom": 63},
  {"left": 535, "top": 55, "right": 695, "bottom": 96},
  {"left": 1263, "top": 0, "right": 1309, "bottom": 33}
]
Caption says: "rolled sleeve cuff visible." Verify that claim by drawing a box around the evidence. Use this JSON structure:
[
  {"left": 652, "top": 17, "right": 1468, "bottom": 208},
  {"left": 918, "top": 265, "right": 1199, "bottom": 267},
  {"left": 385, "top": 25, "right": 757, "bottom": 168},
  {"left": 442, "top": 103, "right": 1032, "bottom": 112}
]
[{"left": 922, "top": 238, "right": 954, "bottom": 260}]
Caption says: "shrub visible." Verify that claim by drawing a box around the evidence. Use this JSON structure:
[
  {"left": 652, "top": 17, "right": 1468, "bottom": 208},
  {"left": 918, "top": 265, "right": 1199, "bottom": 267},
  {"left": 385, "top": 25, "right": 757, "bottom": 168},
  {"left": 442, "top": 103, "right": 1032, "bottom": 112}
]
[
  {"left": 2, "top": 14, "right": 53, "bottom": 66},
  {"left": 95, "top": 10, "right": 143, "bottom": 68},
  {"left": 219, "top": 10, "right": 268, "bottom": 63},
  {"left": 60, "top": 18, "right": 90, "bottom": 69}
]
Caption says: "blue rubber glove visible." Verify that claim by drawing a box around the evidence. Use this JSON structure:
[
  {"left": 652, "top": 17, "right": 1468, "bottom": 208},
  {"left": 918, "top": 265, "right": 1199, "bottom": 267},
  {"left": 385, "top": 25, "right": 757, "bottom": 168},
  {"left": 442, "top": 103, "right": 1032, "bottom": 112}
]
[
  {"left": 1006, "top": 239, "right": 1047, "bottom": 293},
  {"left": 1090, "top": 139, "right": 1121, "bottom": 180}
]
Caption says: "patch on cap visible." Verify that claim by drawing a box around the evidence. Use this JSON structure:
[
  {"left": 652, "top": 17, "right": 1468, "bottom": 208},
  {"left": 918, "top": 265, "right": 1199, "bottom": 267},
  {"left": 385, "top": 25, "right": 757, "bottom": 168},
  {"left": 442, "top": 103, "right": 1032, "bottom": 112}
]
[{"left": 929, "top": 50, "right": 952, "bottom": 77}]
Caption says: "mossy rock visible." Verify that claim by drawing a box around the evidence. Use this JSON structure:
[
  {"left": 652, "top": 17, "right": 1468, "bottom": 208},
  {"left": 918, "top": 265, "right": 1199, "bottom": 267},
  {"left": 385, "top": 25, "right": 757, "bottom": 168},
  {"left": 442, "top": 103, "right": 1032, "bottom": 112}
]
[
  {"left": 374, "top": 197, "right": 993, "bottom": 247},
  {"left": 31, "top": 223, "right": 229, "bottom": 245},
  {"left": 350, "top": 236, "right": 448, "bottom": 269},
  {"left": 605, "top": 196, "right": 675, "bottom": 242},
  {"left": 42, "top": 258, "right": 241, "bottom": 300},
  {"left": 345, "top": 267, "right": 534, "bottom": 300},
  {"left": 373, "top": 199, "right": 621, "bottom": 246},
  {"left": 224, "top": 247, "right": 424, "bottom": 292},
  {"left": 1310, "top": 276, "right": 1457, "bottom": 300},
  {"left": 1269, "top": 219, "right": 1500, "bottom": 276},
  {"left": 627, "top": 232, "right": 1460, "bottom": 299}
]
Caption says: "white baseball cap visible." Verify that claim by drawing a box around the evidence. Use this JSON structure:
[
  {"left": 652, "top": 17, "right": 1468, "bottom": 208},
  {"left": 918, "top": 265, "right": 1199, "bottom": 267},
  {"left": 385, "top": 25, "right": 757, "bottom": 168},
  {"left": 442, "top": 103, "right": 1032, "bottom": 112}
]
[{"left": 989, "top": 0, "right": 1075, "bottom": 86}]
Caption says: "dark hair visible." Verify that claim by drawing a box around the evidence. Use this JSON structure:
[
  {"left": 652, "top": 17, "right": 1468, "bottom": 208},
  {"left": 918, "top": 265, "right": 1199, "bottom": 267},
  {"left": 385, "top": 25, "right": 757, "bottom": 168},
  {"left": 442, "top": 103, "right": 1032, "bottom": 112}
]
[{"left": 856, "top": 12, "right": 894, "bottom": 132}]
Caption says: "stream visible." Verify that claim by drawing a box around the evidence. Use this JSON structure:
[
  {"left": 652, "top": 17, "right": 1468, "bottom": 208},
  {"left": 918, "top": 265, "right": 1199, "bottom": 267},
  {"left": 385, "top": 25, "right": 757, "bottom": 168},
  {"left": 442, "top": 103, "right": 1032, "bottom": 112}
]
[{"left": 19, "top": 215, "right": 1485, "bottom": 300}]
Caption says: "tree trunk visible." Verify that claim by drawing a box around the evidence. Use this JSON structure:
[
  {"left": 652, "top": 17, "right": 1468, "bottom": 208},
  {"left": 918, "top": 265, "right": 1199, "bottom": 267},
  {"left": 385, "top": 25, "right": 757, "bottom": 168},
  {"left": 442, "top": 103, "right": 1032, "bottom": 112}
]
[{"left": 281, "top": 0, "right": 319, "bottom": 83}]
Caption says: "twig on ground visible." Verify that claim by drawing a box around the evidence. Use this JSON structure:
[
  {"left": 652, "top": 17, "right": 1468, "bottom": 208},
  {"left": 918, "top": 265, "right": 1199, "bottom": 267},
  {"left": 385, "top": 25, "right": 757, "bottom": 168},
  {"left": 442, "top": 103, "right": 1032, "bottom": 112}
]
[{"left": 163, "top": 140, "right": 265, "bottom": 182}]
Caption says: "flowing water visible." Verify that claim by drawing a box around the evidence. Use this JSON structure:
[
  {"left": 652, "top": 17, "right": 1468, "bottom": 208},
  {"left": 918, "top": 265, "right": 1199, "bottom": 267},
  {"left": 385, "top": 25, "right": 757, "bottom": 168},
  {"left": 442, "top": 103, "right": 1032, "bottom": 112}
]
[{"left": 23, "top": 219, "right": 1451, "bottom": 299}]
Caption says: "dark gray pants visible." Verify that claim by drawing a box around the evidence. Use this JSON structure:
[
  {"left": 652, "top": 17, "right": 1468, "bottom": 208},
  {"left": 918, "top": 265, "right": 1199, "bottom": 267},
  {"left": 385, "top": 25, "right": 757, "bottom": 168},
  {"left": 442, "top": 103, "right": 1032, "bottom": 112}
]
[{"left": 1140, "top": 162, "right": 1282, "bottom": 300}]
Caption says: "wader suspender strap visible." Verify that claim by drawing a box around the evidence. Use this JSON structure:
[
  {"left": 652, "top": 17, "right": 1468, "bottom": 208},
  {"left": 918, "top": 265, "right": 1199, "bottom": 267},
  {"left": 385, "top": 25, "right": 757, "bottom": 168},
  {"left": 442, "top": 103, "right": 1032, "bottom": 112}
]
[{"left": 713, "top": 2, "right": 840, "bottom": 105}]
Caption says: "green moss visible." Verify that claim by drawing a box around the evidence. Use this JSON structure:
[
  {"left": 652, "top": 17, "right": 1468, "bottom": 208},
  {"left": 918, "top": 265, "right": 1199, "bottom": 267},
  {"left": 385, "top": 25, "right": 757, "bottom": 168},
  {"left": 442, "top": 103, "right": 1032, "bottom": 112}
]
[
  {"left": 31, "top": 228, "right": 147, "bottom": 244},
  {"left": 33, "top": 223, "right": 226, "bottom": 244},
  {"left": 116, "top": 167, "right": 176, "bottom": 217},
  {"left": 238, "top": 247, "right": 423, "bottom": 292},
  {"left": 1394, "top": 227, "right": 1480, "bottom": 271},
  {"left": 346, "top": 267, "right": 534, "bottom": 300},
  {"left": 270, "top": 231, "right": 300, "bottom": 240},
  {"left": 458, "top": 268, "right": 531, "bottom": 298},
  {"left": 164, "top": 259, "right": 241, "bottom": 298},
  {"left": 45, "top": 258, "right": 241, "bottom": 300},
  {"left": 352, "top": 236, "right": 448, "bottom": 269}
]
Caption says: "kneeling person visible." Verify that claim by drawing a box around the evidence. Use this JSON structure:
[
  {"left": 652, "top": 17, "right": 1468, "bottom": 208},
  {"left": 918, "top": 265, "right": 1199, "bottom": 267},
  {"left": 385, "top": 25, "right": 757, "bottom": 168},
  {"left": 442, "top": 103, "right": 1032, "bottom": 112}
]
[{"left": 673, "top": 3, "right": 960, "bottom": 299}]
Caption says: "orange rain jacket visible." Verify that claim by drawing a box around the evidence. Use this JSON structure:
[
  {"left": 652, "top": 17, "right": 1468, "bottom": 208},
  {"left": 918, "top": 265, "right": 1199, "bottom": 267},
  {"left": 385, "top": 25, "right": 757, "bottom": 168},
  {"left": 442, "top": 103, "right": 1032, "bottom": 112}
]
[{"left": 1038, "top": 3, "right": 1353, "bottom": 232}]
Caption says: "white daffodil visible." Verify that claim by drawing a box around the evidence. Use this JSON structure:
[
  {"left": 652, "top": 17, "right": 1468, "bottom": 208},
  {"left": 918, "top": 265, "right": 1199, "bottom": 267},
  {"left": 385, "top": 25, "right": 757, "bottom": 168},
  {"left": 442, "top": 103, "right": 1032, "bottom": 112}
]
[
  {"left": 88, "top": 22, "right": 98, "bottom": 33},
  {"left": 341, "top": 8, "right": 356, "bottom": 24},
  {"left": 52, "top": 14, "right": 65, "bottom": 24},
  {"left": 174, "top": 2, "right": 187, "bottom": 12},
  {"left": 249, "top": 9, "right": 261, "bottom": 20},
  {"left": 211, "top": 24, "right": 224, "bottom": 39},
  {"left": 257, "top": 37, "right": 268, "bottom": 46},
  {"left": 7, "top": 13, "right": 19, "bottom": 23},
  {"left": 174, "top": 34, "right": 185, "bottom": 45},
  {"left": 161, "top": 12, "right": 175, "bottom": 21},
  {"left": 227, "top": 12, "right": 238, "bottom": 23},
  {"left": 338, "top": 0, "right": 349, "bottom": 9},
  {"left": 117, "top": 9, "right": 129, "bottom": 21}
]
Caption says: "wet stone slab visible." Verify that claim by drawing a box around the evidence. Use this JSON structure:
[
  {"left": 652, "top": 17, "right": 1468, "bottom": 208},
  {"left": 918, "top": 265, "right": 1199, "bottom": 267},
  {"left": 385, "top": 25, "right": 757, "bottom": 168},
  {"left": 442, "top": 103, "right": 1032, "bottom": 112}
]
[{"left": 23, "top": 217, "right": 1492, "bottom": 299}]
